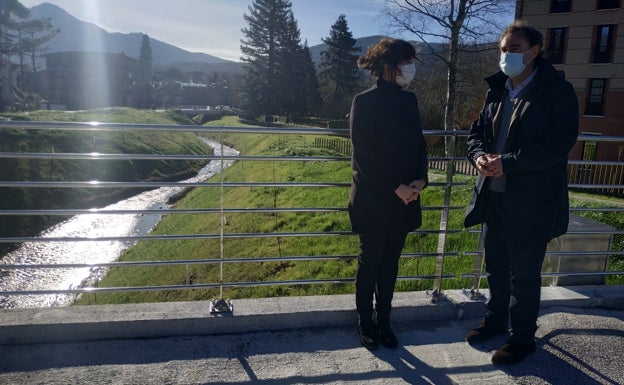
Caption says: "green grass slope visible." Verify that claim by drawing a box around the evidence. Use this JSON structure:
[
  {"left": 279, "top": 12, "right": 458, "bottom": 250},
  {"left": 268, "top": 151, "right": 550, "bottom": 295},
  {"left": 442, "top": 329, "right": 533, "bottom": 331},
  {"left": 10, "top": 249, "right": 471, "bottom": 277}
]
[{"left": 76, "top": 116, "right": 624, "bottom": 305}]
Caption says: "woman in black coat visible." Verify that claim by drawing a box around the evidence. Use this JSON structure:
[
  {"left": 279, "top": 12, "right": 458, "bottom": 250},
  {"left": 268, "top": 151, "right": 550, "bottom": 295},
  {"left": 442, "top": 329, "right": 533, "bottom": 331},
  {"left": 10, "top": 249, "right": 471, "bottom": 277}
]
[{"left": 349, "top": 38, "right": 428, "bottom": 350}]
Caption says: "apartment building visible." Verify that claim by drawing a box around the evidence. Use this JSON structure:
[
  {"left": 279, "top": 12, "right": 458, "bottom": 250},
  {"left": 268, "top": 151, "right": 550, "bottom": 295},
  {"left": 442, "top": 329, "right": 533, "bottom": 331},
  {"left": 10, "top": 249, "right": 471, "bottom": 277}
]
[
  {"left": 516, "top": 0, "right": 623, "bottom": 163},
  {"left": 45, "top": 52, "right": 140, "bottom": 110}
]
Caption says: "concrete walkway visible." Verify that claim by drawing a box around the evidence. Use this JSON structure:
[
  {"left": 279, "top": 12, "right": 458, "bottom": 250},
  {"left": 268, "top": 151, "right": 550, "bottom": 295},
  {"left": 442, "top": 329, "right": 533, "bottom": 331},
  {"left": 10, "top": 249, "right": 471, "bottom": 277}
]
[{"left": 1, "top": 286, "right": 623, "bottom": 385}]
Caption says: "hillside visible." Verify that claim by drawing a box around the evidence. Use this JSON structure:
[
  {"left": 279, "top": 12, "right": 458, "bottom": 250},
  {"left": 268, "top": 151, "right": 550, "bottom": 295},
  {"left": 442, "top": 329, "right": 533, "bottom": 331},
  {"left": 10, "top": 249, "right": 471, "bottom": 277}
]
[{"left": 30, "top": 2, "right": 230, "bottom": 68}]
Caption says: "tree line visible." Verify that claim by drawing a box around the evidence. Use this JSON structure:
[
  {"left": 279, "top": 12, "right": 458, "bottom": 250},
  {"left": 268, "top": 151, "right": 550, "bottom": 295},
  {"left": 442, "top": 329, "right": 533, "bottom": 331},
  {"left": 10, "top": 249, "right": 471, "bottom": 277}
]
[
  {"left": 0, "top": 0, "right": 58, "bottom": 110},
  {"left": 240, "top": 0, "right": 360, "bottom": 120},
  {"left": 240, "top": 0, "right": 513, "bottom": 129}
]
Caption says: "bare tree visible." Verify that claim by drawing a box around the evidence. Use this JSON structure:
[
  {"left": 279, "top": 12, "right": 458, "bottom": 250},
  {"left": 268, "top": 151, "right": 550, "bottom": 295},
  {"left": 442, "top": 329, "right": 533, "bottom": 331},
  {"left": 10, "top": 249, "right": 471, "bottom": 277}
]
[
  {"left": 384, "top": 1, "right": 513, "bottom": 297},
  {"left": 383, "top": 0, "right": 513, "bottom": 132}
]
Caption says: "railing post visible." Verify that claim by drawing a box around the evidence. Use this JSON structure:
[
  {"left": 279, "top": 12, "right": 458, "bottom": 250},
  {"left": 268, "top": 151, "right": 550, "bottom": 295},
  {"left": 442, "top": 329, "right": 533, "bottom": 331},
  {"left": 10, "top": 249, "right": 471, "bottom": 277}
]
[
  {"left": 464, "top": 227, "right": 487, "bottom": 301},
  {"left": 210, "top": 127, "right": 233, "bottom": 316},
  {"left": 429, "top": 132, "right": 456, "bottom": 302}
]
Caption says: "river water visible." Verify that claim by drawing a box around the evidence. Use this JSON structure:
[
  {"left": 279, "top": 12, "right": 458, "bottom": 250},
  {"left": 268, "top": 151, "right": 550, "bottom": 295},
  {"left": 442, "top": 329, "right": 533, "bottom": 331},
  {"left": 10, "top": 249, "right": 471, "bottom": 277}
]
[{"left": 0, "top": 139, "right": 238, "bottom": 309}]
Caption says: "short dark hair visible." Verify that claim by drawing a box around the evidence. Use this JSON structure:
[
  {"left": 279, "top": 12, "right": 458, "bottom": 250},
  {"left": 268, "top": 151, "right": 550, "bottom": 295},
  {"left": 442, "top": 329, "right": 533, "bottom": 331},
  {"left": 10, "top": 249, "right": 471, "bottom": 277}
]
[
  {"left": 501, "top": 20, "right": 544, "bottom": 48},
  {"left": 357, "top": 38, "right": 416, "bottom": 77}
]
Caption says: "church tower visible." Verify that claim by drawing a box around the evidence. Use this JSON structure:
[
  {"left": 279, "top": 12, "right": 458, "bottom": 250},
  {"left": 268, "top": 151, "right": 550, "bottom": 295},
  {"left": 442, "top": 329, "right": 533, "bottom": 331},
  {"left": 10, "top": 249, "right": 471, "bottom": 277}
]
[{"left": 139, "top": 33, "right": 153, "bottom": 84}]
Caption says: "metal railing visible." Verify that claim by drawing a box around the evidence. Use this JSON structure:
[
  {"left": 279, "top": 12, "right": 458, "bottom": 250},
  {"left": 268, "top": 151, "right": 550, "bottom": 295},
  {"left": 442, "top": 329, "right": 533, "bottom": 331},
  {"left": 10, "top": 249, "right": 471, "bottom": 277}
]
[{"left": 0, "top": 120, "right": 622, "bottom": 308}]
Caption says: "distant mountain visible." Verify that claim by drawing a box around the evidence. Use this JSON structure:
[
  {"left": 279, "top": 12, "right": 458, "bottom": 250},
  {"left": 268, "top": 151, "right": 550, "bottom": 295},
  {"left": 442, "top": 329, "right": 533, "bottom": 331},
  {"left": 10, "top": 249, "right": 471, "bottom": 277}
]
[
  {"left": 30, "top": 2, "right": 231, "bottom": 69},
  {"left": 29, "top": 3, "right": 442, "bottom": 76}
]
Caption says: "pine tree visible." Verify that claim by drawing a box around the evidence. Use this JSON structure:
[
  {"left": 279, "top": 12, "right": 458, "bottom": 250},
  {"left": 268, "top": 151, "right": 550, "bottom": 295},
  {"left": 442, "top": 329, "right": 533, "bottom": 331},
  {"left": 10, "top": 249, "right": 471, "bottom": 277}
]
[
  {"left": 16, "top": 17, "right": 58, "bottom": 77},
  {"left": 0, "top": 0, "right": 30, "bottom": 109},
  {"left": 277, "top": 11, "right": 303, "bottom": 115},
  {"left": 318, "top": 14, "right": 360, "bottom": 118},
  {"left": 298, "top": 41, "right": 322, "bottom": 116},
  {"left": 240, "top": 0, "right": 293, "bottom": 116},
  {"left": 276, "top": 13, "right": 321, "bottom": 117}
]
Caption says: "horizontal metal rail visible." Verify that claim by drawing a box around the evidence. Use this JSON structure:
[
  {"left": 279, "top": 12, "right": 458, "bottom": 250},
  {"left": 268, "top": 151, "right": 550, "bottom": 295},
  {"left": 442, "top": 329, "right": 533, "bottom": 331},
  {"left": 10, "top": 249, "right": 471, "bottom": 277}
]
[
  {"left": 0, "top": 206, "right": 464, "bottom": 216},
  {"left": 0, "top": 121, "right": 622, "bottom": 305},
  {"left": 461, "top": 271, "right": 624, "bottom": 279},
  {"left": 0, "top": 181, "right": 465, "bottom": 189},
  {"left": 0, "top": 120, "right": 353, "bottom": 135},
  {"left": 0, "top": 229, "right": 463, "bottom": 244},
  {"left": 0, "top": 274, "right": 459, "bottom": 297},
  {"left": 0, "top": 252, "right": 461, "bottom": 270},
  {"left": 466, "top": 228, "right": 624, "bottom": 235},
  {"left": 463, "top": 251, "right": 624, "bottom": 257},
  {"left": 0, "top": 152, "right": 350, "bottom": 162},
  {"left": 569, "top": 184, "right": 624, "bottom": 189}
]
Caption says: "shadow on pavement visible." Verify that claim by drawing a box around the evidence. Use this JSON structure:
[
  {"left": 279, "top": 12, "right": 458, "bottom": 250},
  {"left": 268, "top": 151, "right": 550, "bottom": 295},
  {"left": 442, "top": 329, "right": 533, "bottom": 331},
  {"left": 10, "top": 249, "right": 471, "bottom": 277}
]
[{"left": 0, "top": 307, "right": 623, "bottom": 385}]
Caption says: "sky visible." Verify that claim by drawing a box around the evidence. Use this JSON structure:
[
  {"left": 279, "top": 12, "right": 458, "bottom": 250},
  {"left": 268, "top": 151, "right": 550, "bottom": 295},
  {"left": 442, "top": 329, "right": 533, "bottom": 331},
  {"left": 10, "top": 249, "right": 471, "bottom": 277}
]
[{"left": 19, "top": 0, "right": 399, "bottom": 62}]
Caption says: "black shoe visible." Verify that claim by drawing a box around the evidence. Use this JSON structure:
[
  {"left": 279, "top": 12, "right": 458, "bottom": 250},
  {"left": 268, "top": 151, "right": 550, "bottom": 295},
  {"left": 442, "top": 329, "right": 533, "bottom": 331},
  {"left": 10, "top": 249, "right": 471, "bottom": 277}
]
[
  {"left": 358, "top": 321, "right": 379, "bottom": 350},
  {"left": 465, "top": 320, "right": 508, "bottom": 345},
  {"left": 373, "top": 309, "right": 398, "bottom": 348},
  {"left": 360, "top": 332, "right": 379, "bottom": 350},
  {"left": 377, "top": 324, "right": 398, "bottom": 349},
  {"left": 491, "top": 338, "right": 536, "bottom": 365}
]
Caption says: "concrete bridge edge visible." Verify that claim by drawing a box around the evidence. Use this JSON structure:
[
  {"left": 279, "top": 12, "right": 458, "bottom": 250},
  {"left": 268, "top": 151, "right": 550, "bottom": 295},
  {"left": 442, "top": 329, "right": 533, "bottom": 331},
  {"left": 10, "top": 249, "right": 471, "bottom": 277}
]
[{"left": 0, "top": 285, "right": 623, "bottom": 345}]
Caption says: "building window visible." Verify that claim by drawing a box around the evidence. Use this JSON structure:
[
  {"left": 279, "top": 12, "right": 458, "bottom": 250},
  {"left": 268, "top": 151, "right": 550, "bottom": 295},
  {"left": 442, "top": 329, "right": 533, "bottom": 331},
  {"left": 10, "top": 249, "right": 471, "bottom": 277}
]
[
  {"left": 548, "top": 28, "right": 567, "bottom": 64},
  {"left": 551, "top": 0, "right": 571, "bottom": 12},
  {"left": 592, "top": 25, "right": 615, "bottom": 63},
  {"left": 597, "top": 0, "right": 621, "bottom": 9},
  {"left": 578, "top": 137, "right": 598, "bottom": 183},
  {"left": 585, "top": 78, "right": 607, "bottom": 116},
  {"left": 581, "top": 140, "right": 598, "bottom": 161}
]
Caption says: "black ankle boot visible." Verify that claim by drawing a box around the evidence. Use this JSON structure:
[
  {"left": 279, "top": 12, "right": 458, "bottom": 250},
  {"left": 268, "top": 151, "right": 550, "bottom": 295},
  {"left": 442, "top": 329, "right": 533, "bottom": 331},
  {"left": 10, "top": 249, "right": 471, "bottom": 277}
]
[
  {"left": 374, "top": 310, "right": 398, "bottom": 349},
  {"left": 377, "top": 323, "right": 398, "bottom": 348},
  {"left": 358, "top": 317, "right": 379, "bottom": 350}
]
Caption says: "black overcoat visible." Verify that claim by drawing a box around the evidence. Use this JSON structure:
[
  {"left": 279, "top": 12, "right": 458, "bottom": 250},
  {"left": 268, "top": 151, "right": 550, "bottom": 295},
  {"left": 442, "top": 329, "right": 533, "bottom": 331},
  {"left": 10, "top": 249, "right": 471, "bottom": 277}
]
[
  {"left": 464, "top": 57, "right": 579, "bottom": 242},
  {"left": 348, "top": 79, "right": 428, "bottom": 234}
]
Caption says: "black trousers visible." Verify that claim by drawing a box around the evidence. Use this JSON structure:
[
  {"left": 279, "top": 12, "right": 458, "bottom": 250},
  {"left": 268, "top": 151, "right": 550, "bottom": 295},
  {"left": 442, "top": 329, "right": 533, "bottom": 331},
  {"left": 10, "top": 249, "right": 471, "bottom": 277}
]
[
  {"left": 483, "top": 191, "right": 548, "bottom": 342},
  {"left": 355, "top": 230, "right": 408, "bottom": 323}
]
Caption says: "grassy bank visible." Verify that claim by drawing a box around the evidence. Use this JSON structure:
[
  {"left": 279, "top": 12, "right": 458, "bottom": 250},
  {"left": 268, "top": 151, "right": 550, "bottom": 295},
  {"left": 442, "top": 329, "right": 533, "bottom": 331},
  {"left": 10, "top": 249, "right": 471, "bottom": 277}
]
[
  {"left": 76, "top": 116, "right": 624, "bottom": 305},
  {"left": 0, "top": 107, "right": 213, "bottom": 243}
]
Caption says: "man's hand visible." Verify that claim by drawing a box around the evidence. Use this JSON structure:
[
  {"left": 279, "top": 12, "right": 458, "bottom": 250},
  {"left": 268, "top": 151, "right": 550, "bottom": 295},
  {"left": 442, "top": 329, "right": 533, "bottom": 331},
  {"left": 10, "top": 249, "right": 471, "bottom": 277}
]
[{"left": 475, "top": 154, "right": 503, "bottom": 177}]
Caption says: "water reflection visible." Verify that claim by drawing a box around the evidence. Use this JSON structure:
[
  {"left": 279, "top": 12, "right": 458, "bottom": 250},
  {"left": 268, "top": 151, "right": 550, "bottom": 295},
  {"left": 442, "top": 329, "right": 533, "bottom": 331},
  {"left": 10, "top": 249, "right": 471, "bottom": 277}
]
[{"left": 0, "top": 139, "right": 238, "bottom": 308}]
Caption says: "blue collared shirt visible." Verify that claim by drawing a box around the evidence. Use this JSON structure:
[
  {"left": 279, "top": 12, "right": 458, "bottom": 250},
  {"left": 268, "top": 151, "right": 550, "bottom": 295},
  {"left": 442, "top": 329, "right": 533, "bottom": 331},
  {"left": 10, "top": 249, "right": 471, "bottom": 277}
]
[{"left": 505, "top": 68, "right": 538, "bottom": 100}]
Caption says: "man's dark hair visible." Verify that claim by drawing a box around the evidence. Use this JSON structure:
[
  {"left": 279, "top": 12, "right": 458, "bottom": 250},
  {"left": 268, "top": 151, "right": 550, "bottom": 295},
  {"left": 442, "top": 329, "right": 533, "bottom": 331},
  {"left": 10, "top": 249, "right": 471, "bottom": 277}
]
[{"left": 501, "top": 20, "right": 544, "bottom": 48}]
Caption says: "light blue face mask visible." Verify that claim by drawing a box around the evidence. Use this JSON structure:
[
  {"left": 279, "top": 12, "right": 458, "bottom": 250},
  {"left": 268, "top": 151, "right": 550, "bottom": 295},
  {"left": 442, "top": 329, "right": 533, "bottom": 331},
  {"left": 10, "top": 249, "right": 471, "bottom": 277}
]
[
  {"left": 499, "top": 51, "right": 527, "bottom": 78},
  {"left": 395, "top": 63, "right": 416, "bottom": 86}
]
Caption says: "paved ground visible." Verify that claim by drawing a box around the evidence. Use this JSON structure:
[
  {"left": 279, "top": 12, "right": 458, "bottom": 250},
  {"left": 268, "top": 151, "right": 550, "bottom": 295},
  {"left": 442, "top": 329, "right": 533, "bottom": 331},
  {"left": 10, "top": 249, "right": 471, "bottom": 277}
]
[{"left": 1, "top": 288, "right": 623, "bottom": 385}]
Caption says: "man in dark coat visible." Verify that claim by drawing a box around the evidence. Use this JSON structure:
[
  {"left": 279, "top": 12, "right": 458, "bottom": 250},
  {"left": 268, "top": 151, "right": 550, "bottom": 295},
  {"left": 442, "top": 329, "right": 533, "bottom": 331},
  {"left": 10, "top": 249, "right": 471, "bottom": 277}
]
[{"left": 464, "top": 21, "right": 579, "bottom": 365}]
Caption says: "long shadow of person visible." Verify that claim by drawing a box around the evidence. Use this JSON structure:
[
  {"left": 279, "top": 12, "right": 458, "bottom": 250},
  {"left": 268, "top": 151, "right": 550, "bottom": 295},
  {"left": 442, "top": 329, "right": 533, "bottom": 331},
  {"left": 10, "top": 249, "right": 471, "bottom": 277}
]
[{"left": 499, "top": 327, "right": 624, "bottom": 385}]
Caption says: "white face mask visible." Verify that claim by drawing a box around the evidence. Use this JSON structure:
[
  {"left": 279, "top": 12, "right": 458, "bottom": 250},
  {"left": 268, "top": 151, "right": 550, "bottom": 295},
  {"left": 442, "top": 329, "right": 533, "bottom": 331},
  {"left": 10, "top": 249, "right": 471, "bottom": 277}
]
[
  {"left": 395, "top": 63, "right": 416, "bottom": 86},
  {"left": 499, "top": 51, "right": 528, "bottom": 78}
]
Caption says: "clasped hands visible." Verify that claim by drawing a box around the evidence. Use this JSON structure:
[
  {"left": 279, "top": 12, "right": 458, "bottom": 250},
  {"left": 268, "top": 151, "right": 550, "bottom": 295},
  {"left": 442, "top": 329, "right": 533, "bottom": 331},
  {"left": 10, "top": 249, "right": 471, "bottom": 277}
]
[
  {"left": 476, "top": 154, "right": 503, "bottom": 177},
  {"left": 395, "top": 179, "right": 426, "bottom": 206}
]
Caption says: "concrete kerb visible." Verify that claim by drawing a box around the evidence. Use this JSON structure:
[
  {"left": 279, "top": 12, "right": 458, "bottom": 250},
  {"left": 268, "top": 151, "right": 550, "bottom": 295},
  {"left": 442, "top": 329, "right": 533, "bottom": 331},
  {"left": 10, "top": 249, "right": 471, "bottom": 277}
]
[{"left": 0, "top": 285, "right": 623, "bottom": 345}]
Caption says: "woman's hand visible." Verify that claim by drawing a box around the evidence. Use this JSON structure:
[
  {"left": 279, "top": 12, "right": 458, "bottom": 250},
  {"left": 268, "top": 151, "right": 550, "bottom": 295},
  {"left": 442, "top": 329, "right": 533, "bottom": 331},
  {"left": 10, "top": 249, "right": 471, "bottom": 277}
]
[
  {"left": 395, "top": 184, "right": 420, "bottom": 205},
  {"left": 409, "top": 179, "right": 426, "bottom": 192}
]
